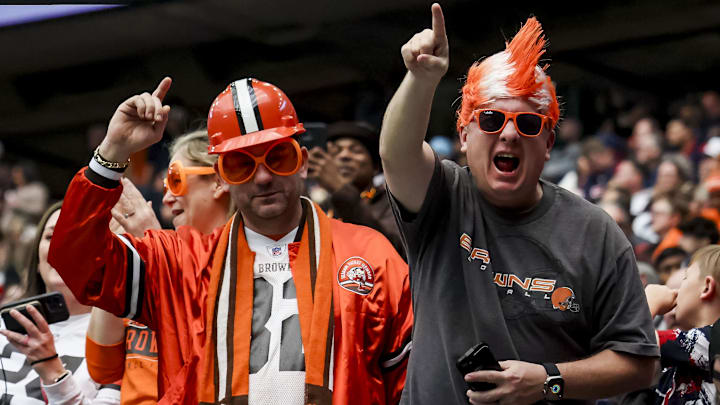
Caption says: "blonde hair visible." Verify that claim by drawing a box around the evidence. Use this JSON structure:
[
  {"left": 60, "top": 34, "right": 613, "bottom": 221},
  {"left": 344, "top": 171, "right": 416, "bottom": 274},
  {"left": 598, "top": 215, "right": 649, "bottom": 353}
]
[
  {"left": 169, "top": 129, "right": 216, "bottom": 167},
  {"left": 168, "top": 129, "right": 235, "bottom": 217},
  {"left": 690, "top": 245, "right": 720, "bottom": 282}
]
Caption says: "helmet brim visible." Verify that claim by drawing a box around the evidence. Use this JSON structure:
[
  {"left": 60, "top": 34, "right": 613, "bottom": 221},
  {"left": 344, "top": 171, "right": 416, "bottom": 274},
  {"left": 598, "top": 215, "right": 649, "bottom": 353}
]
[{"left": 208, "top": 124, "right": 306, "bottom": 154}]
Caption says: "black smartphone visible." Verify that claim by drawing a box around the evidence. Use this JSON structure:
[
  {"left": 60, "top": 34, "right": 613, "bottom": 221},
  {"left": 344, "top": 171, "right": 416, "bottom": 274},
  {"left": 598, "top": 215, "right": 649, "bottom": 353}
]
[
  {"left": 0, "top": 292, "right": 70, "bottom": 334},
  {"left": 300, "top": 122, "right": 328, "bottom": 150},
  {"left": 456, "top": 342, "right": 503, "bottom": 391}
]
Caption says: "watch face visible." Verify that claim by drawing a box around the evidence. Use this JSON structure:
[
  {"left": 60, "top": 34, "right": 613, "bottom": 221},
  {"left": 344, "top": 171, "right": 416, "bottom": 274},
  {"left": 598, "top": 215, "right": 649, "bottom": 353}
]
[{"left": 546, "top": 376, "right": 564, "bottom": 399}]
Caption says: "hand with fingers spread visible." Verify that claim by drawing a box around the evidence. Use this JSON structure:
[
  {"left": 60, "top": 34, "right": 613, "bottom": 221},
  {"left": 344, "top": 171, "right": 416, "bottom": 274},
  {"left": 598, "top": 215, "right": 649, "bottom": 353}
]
[
  {"left": 307, "top": 146, "right": 348, "bottom": 193},
  {"left": 110, "top": 177, "right": 161, "bottom": 238},
  {"left": 464, "top": 360, "right": 546, "bottom": 405},
  {"left": 99, "top": 77, "right": 173, "bottom": 163},
  {"left": 401, "top": 3, "right": 449, "bottom": 83},
  {"left": 0, "top": 305, "right": 67, "bottom": 384}
]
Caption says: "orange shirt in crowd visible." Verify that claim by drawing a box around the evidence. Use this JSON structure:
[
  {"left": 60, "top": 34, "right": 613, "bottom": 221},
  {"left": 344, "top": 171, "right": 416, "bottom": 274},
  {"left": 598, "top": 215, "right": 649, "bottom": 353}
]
[
  {"left": 651, "top": 208, "right": 720, "bottom": 261},
  {"left": 86, "top": 319, "right": 158, "bottom": 405}
]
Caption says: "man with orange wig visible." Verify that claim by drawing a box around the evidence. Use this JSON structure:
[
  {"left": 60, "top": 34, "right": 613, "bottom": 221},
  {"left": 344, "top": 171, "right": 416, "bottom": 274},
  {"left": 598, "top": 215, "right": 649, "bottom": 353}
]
[{"left": 379, "top": 4, "right": 658, "bottom": 404}]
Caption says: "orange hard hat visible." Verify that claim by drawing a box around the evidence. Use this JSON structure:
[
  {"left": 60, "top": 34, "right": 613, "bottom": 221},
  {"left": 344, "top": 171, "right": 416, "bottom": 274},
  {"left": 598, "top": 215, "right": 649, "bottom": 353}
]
[{"left": 207, "top": 78, "right": 305, "bottom": 154}]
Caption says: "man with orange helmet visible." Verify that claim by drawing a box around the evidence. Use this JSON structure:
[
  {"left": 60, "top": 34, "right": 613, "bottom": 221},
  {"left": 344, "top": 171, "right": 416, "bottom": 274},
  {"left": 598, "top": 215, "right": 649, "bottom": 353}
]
[
  {"left": 379, "top": 4, "right": 658, "bottom": 405},
  {"left": 48, "top": 77, "right": 412, "bottom": 405}
]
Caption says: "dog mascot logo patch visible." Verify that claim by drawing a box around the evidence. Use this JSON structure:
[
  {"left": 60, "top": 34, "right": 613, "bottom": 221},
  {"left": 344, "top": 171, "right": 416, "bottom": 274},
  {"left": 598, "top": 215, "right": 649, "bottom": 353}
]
[{"left": 337, "top": 256, "right": 375, "bottom": 296}]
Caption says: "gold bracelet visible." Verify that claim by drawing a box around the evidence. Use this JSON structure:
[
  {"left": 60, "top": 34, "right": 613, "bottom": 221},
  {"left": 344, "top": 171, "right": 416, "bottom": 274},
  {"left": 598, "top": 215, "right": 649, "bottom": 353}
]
[{"left": 93, "top": 147, "right": 130, "bottom": 170}]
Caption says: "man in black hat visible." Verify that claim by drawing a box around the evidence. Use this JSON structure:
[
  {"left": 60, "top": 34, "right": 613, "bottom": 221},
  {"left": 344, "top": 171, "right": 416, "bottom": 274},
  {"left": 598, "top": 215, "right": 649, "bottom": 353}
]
[{"left": 307, "top": 121, "right": 405, "bottom": 258}]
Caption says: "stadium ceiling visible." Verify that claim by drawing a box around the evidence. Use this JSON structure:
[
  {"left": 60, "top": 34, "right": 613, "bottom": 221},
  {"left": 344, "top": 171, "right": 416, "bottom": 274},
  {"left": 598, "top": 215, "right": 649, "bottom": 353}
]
[{"left": 0, "top": 0, "right": 719, "bottom": 171}]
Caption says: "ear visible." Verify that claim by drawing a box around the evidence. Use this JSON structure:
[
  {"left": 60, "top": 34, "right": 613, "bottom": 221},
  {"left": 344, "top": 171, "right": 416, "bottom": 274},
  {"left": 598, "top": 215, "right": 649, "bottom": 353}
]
[
  {"left": 299, "top": 147, "right": 309, "bottom": 179},
  {"left": 545, "top": 129, "right": 556, "bottom": 161},
  {"left": 459, "top": 127, "right": 469, "bottom": 153},
  {"left": 212, "top": 173, "right": 230, "bottom": 199},
  {"left": 701, "top": 275, "right": 717, "bottom": 301},
  {"left": 214, "top": 162, "right": 221, "bottom": 181}
]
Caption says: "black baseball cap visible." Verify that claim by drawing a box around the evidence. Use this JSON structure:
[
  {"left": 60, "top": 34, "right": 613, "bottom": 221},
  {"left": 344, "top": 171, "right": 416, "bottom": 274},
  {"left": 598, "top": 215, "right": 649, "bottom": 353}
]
[{"left": 327, "top": 121, "right": 380, "bottom": 168}]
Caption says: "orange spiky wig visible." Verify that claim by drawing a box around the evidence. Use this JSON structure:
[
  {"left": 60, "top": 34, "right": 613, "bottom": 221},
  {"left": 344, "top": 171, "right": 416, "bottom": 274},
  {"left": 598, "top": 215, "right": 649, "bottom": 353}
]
[{"left": 456, "top": 17, "right": 560, "bottom": 134}]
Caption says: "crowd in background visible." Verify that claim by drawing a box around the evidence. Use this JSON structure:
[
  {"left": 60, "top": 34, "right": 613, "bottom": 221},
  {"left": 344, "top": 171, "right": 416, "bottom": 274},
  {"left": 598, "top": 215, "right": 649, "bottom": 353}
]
[{"left": 2, "top": 88, "right": 720, "bottom": 305}]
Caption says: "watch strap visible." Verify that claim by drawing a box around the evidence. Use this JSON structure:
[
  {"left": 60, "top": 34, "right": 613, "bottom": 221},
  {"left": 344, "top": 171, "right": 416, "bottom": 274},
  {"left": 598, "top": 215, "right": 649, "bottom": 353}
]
[
  {"left": 542, "top": 362, "right": 560, "bottom": 377},
  {"left": 542, "top": 362, "right": 564, "bottom": 400}
]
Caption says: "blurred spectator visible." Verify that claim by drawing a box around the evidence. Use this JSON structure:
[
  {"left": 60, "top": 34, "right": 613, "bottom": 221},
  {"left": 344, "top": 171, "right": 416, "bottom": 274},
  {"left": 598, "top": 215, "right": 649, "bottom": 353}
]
[
  {"left": 665, "top": 118, "right": 703, "bottom": 166},
  {"left": 637, "top": 262, "right": 659, "bottom": 288},
  {"left": 599, "top": 186, "right": 632, "bottom": 214},
  {"left": 700, "top": 173, "right": 720, "bottom": 226},
  {"left": 653, "top": 247, "right": 688, "bottom": 285},
  {"left": 648, "top": 193, "right": 691, "bottom": 260},
  {"left": 639, "top": 192, "right": 688, "bottom": 244},
  {"left": 307, "top": 121, "right": 405, "bottom": 258},
  {"left": 701, "top": 125, "right": 720, "bottom": 163},
  {"left": 543, "top": 117, "right": 582, "bottom": 183},
  {"left": 701, "top": 91, "right": 720, "bottom": 145},
  {"left": 655, "top": 154, "right": 694, "bottom": 197},
  {"left": 610, "top": 159, "right": 645, "bottom": 195},
  {"left": 599, "top": 201, "right": 633, "bottom": 242},
  {"left": 677, "top": 217, "right": 720, "bottom": 256},
  {"left": 558, "top": 137, "right": 615, "bottom": 201},
  {"left": 0, "top": 231, "right": 21, "bottom": 304},
  {"left": 428, "top": 135, "right": 456, "bottom": 161},
  {"left": 0, "top": 161, "right": 49, "bottom": 279},
  {"left": 702, "top": 91, "right": 720, "bottom": 122},
  {"left": 632, "top": 131, "right": 664, "bottom": 188},
  {"left": 609, "top": 160, "right": 646, "bottom": 214},
  {"left": 628, "top": 117, "right": 661, "bottom": 152},
  {"left": 0, "top": 202, "right": 120, "bottom": 403},
  {"left": 632, "top": 155, "right": 694, "bottom": 242}
]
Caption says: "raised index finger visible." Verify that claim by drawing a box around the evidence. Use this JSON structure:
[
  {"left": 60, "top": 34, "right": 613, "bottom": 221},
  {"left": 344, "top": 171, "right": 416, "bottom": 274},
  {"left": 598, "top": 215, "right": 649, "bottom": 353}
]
[
  {"left": 152, "top": 76, "right": 173, "bottom": 101},
  {"left": 431, "top": 3, "right": 446, "bottom": 42}
]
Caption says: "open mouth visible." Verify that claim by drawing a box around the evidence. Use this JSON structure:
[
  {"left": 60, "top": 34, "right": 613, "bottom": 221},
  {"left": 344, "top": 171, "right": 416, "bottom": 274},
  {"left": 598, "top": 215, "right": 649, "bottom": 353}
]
[
  {"left": 171, "top": 209, "right": 184, "bottom": 217},
  {"left": 493, "top": 153, "right": 520, "bottom": 173}
]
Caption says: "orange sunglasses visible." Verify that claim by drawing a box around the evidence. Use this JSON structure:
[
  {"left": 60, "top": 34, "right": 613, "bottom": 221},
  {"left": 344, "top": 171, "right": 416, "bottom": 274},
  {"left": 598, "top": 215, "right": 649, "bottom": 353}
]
[
  {"left": 472, "top": 109, "right": 551, "bottom": 138},
  {"left": 164, "top": 160, "right": 215, "bottom": 196},
  {"left": 217, "top": 138, "right": 302, "bottom": 184}
]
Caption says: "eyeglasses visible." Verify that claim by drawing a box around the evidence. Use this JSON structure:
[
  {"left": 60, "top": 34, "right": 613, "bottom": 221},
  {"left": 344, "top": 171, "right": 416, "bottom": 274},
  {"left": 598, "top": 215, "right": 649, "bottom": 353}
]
[
  {"left": 472, "top": 109, "right": 551, "bottom": 138},
  {"left": 164, "top": 160, "right": 215, "bottom": 196},
  {"left": 217, "top": 138, "right": 302, "bottom": 184}
]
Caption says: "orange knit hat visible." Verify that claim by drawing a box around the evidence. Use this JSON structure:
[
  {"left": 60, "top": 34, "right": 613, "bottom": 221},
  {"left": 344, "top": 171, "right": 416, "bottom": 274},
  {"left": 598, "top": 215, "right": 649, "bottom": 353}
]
[{"left": 456, "top": 17, "right": 560, "bottom": 134}]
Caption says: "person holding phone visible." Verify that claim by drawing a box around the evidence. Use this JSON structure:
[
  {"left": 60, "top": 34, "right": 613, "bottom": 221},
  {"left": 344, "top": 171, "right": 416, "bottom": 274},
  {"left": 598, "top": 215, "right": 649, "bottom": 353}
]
[
  {"left": 306, "top": 121, "right": 405, "bottom": 258},
  {"left": 379, "top": 4, "right": 658, "bottom": 404},
  {"left": 0, "top": 202, "right": 120, "bottom": 404}
]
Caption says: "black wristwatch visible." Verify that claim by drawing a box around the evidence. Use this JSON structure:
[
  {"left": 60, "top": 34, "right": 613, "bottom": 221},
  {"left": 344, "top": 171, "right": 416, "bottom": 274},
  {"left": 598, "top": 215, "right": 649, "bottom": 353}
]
[{"left": 542, "top": 363, "right": 564, "bottom": 400}]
